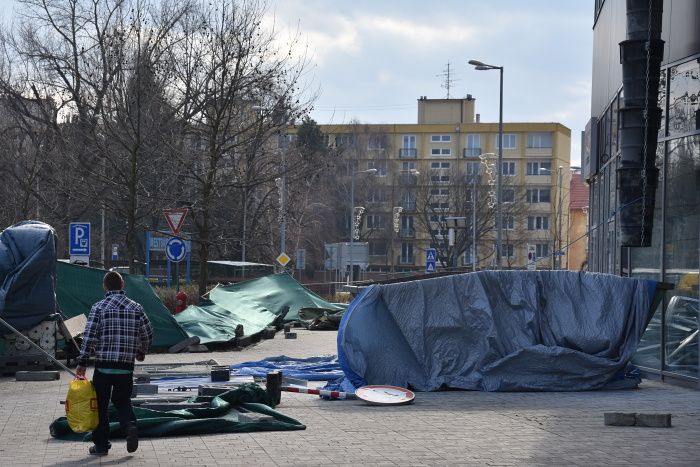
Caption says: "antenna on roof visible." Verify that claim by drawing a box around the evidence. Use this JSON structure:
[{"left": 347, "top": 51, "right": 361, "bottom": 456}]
[{"left": 437, "top": 62, "right": 460, "bottom": 99}]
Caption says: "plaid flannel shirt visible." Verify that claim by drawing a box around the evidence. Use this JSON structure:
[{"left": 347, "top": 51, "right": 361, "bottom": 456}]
[{"left": 78, "top": 290, "right": 154, "bottom": 371}]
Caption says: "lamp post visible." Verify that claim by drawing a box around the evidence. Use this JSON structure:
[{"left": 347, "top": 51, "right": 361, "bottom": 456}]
[
  {"left": 445, "top": 216, "right": 467, "bottom": 270},
  {"left": 468, "top": 59, "right": 503, "bottom": 269},
  {"left": 348, "top": 165, "right": 377, "bottom": 284},
  {"left": 392, "top": 169, "right": 419, "bottom": 274}
]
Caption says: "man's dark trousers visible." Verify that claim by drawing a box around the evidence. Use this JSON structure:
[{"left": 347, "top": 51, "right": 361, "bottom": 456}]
[{"left": 92, "top": 370, "right": 136, "bottom": 450}]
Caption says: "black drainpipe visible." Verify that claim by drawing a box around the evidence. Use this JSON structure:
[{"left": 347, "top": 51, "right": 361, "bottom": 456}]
[{"left": 617, "top": 0, "right": 664, "bottom": 247}]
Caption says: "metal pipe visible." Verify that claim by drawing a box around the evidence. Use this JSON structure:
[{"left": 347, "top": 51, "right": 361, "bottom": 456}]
[
  {"left": 497, "top": 66, "right": 503, "bottom": 269},
  {"left": 349, "top": 161, "right": 355, "bottom": 284}
]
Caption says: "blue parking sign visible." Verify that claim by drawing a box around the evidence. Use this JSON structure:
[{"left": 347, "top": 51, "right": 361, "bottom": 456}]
[{"left": 69, "top": 222, "right": 91, "bottom": 255}]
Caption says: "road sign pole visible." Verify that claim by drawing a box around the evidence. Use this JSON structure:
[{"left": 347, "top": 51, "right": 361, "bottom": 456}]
[{"left": 176, "top": 260, "right": 180, "bottom": 293}]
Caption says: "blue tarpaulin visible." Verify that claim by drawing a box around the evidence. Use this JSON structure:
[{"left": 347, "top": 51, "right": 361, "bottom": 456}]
[
  {"left": 230, "top": 355, "right": 344, "bottom": 381},
  {"left": 0, "top": 221, "right": 57, "bottom": 331},
  {"left": 338, "top": 271, "right": 658, "bottom": 392}
]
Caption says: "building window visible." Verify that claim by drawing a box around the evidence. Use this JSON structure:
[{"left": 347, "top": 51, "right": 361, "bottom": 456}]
[
  {"left": 465, "top": 162, "right": 480, "bottom": 175},
  {"left": 430, "top": 187, "right": 450, "bottom": 196},
  {"left": 400, "top": 243, "right": 414, "bottom": 263},
  {"left": 368, "top": 240, "right": 387, "bottom": 256},
  {"left": 535, "top": 243, "right": 549, "bottom": 258},
  {"left": 464, "top": 134, "right": 481, "bottom": 157},
  {"left": 501, "top": 243, "right": 515, "bottom": 258},
  {"left": 502, "top": 189, "right": 515, "bottom": 203},
  {"left": 430, "top": 175, "right": 450, "bottom": 183},
  {"left": 527, "top": 132, "right": 553, "bottom": 148},
  {"left": 527, "top": 215, "right": 550, "bottom": 230},
  {"left": 367, "top": 188, "right": 386, "bottom": 203},
  {"left": 367, "top": 160, "right": 387, "bottom": 177},
  {"left": 429, "top": 201, "right": 450, "bottom": 210},
  {"left": 498, "top": 215, "right": 515, "bottom": 230},
  {"left": 400, "top": 135, "right": 417, "bottom": 157},
  {"left": 402, "top": 161, "right": 416, "bottom": 171},
  {"left": 495, "top": 133, "right": 517, "bottom": 149},
  {"left": 500, "top": 161, "right": 516, "bottom": 176},
  {"left": 366, "top": 215, "right": 386, "bottom": 229},
  {"left": 431, "top": 134, "right": 451, "bottom": 142},
  {"left": 526, "top": 161, "right": 552, "bottom": 175},
  {"left": 431, "top": 148, "right": 451, "bottom": 156},
  {"left": 368, "top": 134, "right": 386, "bottom": 150},
  {"left": 526, "top": 188, "right": 551, "bottom": 203},
  {"left": 430, "top": 161, "right": 451, "bottom": 169},
  {"left": 335, "top": 134, "right": 354, "bottom": 147}
]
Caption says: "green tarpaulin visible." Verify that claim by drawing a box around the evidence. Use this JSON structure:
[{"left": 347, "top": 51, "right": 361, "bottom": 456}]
[
  {"left": 50, "top": 384, "right": 305, "bottom": 440},
  {"left": 175, "top": 273, "right": 345, "bottom": 344},
  {"left": 56, "top": 262, "right": 189, "bottom": 348}
]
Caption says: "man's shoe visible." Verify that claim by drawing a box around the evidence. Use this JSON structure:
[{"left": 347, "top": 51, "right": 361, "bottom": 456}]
[
  {"left": 89, "top": 445, "right": 109, "bottom": 456},
  {"left": 126, "top": 423, "right": 138, "bottom": 453}
]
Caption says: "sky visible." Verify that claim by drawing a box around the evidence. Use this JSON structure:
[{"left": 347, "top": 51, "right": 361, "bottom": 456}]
[
  {"left": 267, "top": 0, "right": 593, "bottom": 165},
  {"left": 0, "top": 0, "right": 593, "bottom": 164}
]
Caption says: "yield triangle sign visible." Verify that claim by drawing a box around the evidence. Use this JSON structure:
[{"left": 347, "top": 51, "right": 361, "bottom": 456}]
[{"left": 164, "top": 208, "right": 189, "bottom": 235}]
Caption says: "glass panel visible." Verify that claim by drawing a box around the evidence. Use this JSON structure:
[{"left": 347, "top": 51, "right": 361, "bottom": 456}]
[
  {"left": 663, "top": 135, "right": 699, "bottom": 377},
  {"left": 658, "top": 68, "right": 667, "bottom": 138},
  {"left": 668, "top": 59, "right": 700, "bottom": 137},
  {"left": 630, "top": 143, "right": 664, "bottom": 370}
]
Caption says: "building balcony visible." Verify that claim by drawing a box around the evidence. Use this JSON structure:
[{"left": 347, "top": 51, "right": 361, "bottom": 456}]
[
  {"left": 399, "top": 227, "right": 416, "bottom": 238},
  {"left": 463, "top": 147, "right": 481, "bottom": 157},
  {"left": 399, "top": 148, "right": 417, "bottom": 158}
]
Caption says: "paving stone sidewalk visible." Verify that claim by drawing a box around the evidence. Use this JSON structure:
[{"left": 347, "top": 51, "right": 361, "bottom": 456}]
[{"left": 1, "top": 329, "right": 698, "bottom": 466}]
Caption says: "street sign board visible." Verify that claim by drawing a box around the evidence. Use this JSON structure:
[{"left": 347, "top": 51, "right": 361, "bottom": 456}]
[
  {"left": 163, "top": 208, "right": 189, "bottom": 235},
  {"left": 165, "top": 237, "right": 187, "bottom": 262},
  {"left": 526, "top": 244, "right": 537, "bottom": 271},
  {"left": 425, "top": 248, "right": 437, "bottom": 273},
  {"left": 276, "top": 252, "right": 291, "bottom": 267},
  {"left": 295, "top": 249, "right": 305, "bottom": 270},
  {"left": 69, "top": 222, "right": 91, "bottom": 256},
  {"left": 111, "top": 244, "right": 119, "bottom": 261}
]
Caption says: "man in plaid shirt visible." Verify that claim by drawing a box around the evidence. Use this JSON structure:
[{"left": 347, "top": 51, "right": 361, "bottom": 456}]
[{"left": 76, "top": 271, "right": 153, "bottom": 456}]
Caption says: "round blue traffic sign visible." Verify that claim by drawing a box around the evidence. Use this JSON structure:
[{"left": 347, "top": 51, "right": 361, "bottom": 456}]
[{"left": 165, "top": 237, "right": 187, "bottom": 262}]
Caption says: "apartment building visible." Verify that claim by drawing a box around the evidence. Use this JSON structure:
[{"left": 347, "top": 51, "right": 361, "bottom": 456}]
[{"left": 293, "top": 97, "right": 571, "bottom": 272}]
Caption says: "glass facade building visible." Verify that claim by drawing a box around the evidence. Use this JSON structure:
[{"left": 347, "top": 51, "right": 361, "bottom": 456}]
[{"left": 588, "top": 0, "right": 699, "bottom": 387}]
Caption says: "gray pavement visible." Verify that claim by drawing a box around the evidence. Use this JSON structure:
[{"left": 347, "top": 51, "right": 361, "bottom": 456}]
[{"left": 1, "top": 329, "right": 699, "bottom": 466}]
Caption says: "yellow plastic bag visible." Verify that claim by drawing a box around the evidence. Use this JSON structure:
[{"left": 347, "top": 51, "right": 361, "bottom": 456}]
[{"left": 65, "top": 378, "right": 99, "bottom": 433}]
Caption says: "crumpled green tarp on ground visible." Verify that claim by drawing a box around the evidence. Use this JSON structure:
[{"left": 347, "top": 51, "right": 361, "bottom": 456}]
[
  {"left": 56, "top": 262, "right": 189, "bottom": 348},
  {"left": 50, "top": 384, "right": 305, "bottom": 440},
  {"left": 175, "top": 273, "right": 345, "bottom": 344}
]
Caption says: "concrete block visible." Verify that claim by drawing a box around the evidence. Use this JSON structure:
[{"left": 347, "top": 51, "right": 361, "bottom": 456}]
[
  {"left": 604, "top": 412, "right": 636, "bottom": 426},
  {"left": 15, "top": 370, "right": 60, "bottom": 381},
  {"left": 284, "top": 332, "right": 297, "bottom": 339},
  {"left": 283, "top": 324, "right": 292, "bottom": 333},
  {"left": 187, "top": 344, "right": 209, "bottom": 353},
  {"left": 236, "top": 335, "right": 253, "bottom": 348},
  {"left": 635, "top": 413, "right": 672, "bottom": 428},
  {"left": 262, "top": 327, "right": 276, "bottom": 339},
  {"left": 132, "top": 384, "right": 159, "bottom": 397},
  {"left": 198, "top": 385, "right": 230, "bottom": 396}
]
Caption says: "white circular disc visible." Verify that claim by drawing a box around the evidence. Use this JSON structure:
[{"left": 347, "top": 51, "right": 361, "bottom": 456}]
[{"left": 355, "top": 385, "right": 415, "bottom": 406}]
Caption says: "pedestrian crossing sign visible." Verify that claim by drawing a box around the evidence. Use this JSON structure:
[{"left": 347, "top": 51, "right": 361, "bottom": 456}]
[{"left": 425, "top": 248, "right": 437, "bottom": 273}]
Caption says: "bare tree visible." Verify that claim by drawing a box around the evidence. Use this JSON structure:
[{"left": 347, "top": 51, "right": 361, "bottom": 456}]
[{"left": 166, "top": 0, "right": 312, "bottom": 295}]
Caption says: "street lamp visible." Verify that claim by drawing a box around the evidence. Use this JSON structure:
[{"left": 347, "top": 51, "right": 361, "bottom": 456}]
[
  {"left": 348, "top": 166, "right": 377, "bottom": 284},
  {"left": 468, "top": 59, "right": 503, "bottom": 269}
]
